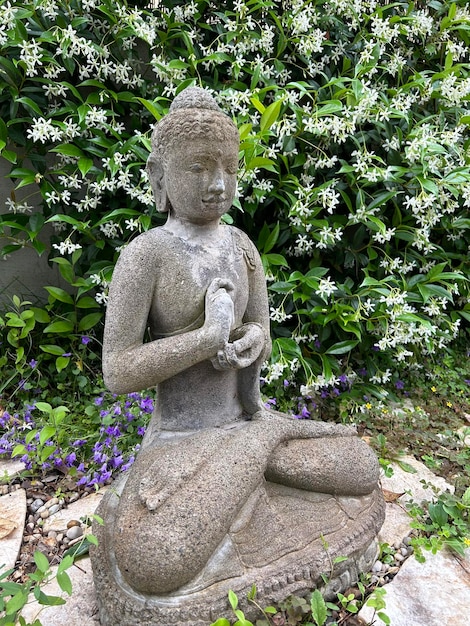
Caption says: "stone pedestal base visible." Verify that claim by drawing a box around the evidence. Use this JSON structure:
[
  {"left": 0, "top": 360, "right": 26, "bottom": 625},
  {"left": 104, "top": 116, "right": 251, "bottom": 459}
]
[{"left": 91, "top": 475, "right": 384, "bottom": 625}]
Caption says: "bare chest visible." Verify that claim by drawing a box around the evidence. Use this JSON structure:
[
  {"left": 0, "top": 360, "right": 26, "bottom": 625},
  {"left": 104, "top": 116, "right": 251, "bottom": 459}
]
[{"left": 148, "top": 232, "right": 249, "bottom": 337}]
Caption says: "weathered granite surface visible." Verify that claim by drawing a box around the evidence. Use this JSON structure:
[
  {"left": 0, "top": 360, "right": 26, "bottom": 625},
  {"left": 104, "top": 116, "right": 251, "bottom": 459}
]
[{"left": 90, "top": 87, "right": 385, "bottom": 624}]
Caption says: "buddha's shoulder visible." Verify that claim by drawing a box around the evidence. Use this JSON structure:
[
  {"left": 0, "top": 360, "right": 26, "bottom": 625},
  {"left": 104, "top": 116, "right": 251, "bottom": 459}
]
[
  {"left": 118, "top": 228, "right": 171, "bottom": 258},
  {"left": 228, "top": 226, "right": 259, "bottom": 270}
]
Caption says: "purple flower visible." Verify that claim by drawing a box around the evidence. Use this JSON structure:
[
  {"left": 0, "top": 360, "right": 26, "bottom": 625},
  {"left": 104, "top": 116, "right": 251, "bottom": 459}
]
[
  {"left": 105, "top": 424, "right": 121, "bottom": 437},
  {"left": 300, "top": 406, "right": 310, "bottom": 419},
  {"left": 29, "top": 359, "right": 38, "bottom": 368},
  {"left": 61, "top": 352, "right": 72, "bottom": 357},
  {"left": 81, "top": 336, "right": 91, "bottom": 345},
  {"left": 65, "top": 452, "right": 77, "bottom": 467},
  {"left": 121, "top": 456, "right": 135, "bottom": 472},
  {"left": 137, "top": 426, "right": 146, "bottom": 436},
  {"left": 283, "top": 379, "right": 290, "bottom": 387},
  {"left": 94, "top": 396, "right": 104, "bottom": 406},
  {"left": 395, "top": 380, "right": 405, "bottom": 390},
  {"left": 139, "top": 396, "right": 154, "bottom": 413}
]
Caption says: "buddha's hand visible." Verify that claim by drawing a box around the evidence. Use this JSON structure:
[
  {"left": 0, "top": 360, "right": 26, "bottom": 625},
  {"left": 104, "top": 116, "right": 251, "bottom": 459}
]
[
  {"left": 212, "top": 323, "right": 267, "bottom": 370},
  {"left": 204, "top": 278, "right": 235, "bottom": 349},
  {"left": 252, "top": 408, "right": 357, "bottom": 440}
]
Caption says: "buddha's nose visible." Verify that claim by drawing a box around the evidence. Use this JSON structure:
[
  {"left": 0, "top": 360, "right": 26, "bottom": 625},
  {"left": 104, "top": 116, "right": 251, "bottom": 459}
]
[{"left": 208, "top": 170, "right": 225, "bottom": 195}]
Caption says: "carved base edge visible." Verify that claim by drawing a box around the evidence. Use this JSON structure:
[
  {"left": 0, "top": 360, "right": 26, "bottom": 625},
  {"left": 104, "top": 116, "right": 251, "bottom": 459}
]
[{"left": 91, "top": 480, "right": 384, "bottom": 626}]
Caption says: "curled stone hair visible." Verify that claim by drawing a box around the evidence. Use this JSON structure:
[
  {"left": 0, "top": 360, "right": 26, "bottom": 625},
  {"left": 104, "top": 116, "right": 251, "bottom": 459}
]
[{"left": 150, "top": 87, "right": 239, "bottom": 163}]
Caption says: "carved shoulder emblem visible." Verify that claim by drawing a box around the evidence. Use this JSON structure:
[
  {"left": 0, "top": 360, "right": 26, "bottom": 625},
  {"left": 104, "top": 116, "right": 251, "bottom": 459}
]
[{"left": 231, "top": 228, "right": 257, "bottom": 271}]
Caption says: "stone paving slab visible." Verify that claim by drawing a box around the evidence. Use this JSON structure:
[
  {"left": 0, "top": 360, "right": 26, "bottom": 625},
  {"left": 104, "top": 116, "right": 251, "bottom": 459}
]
[
  {"left": 43, "top": 489, "right": 108, "bottom": 533},
  {"left": 381, "top": 455, "right": 453, "bottom": 506},
  {"left": 0, "top": 459, "right": 26, "bottom": 482},
  {"left": 358, "top": 548, "right": 470, "bottom": 626},
  {"left": 20, "top": 555, "right": 99, "bottom": 626},
  {"left": 0, "top": 489, "right": 26, "bottom": 571}
]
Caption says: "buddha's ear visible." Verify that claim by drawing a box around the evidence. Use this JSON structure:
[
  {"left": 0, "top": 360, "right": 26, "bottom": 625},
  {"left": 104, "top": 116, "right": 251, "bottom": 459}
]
[{"left": 146, "top": 155, "right": 171, "bottom": 213}]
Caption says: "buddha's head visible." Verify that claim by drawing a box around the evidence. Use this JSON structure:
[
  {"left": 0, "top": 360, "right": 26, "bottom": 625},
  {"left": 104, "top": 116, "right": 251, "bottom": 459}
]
[{"left": 147, "top": 87, "right": 240, "bottom": 223}]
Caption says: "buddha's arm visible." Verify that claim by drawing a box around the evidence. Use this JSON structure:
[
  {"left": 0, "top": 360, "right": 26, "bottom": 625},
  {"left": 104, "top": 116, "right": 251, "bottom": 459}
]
[
  {"left": 102, "top": 236, "right": 233, "bottom": 395},
  {"left": 235, "top": 231, "right": 272, "bottom": 413}
]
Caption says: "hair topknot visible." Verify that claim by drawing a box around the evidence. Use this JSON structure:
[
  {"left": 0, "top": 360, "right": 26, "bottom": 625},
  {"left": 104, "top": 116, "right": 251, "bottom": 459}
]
[
  {"left": 150, "top": 86, "right": 239, "bottom": 162},
  {"left": 169, "top": 87, "right": 222, "bottom": 113}
]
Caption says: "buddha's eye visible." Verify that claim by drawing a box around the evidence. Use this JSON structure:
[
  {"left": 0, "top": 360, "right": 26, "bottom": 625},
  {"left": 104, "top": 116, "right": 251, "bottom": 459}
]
[
  {"left": 225, "top": 163, "right": 238, "bottom": 175},
  {"left": 188, "top": 163, "right": 205, "bottom": 173}
]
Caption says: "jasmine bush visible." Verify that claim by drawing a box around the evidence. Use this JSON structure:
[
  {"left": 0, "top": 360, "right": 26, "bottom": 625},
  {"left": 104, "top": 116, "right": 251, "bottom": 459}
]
[{"left": 1, "top": 0, "right": 469, "bottom": 407}]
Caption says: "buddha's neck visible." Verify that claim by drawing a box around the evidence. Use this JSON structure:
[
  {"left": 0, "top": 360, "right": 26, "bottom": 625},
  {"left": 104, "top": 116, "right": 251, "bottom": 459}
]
[{"left": 162, "top": 215, "right": 224, "bottom": 246}]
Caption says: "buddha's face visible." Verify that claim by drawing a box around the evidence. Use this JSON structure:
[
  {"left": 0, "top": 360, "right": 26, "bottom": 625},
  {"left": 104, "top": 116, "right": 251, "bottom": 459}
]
[{"left": 163, "top": 135, "right": 239, "bottom": 225}]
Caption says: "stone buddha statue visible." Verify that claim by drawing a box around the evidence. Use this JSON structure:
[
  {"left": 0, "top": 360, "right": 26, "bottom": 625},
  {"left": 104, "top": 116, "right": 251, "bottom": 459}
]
[{"left": 91, "top": 87, "right": 384, "bottom": 626}]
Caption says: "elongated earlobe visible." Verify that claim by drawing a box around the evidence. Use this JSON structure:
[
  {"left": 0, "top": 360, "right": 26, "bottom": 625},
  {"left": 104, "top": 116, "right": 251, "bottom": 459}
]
[{"left": 146, "top": 155, "right": 171, "bottom": 213}]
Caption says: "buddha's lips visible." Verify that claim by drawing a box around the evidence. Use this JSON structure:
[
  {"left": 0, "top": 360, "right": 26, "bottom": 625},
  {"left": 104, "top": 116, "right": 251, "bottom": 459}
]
[{"left": 202, "top": 196, "right": 226, "bottom": 203}]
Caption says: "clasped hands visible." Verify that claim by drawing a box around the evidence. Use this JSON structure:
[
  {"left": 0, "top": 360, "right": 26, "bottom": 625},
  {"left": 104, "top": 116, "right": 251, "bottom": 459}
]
[{"left": 204, "top": 278, "right": 266, "bottom": 370}]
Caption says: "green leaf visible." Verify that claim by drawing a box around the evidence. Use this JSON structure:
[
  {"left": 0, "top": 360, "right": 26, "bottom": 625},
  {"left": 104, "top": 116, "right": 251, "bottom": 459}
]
[
  {"left": 43, "top": 320, "right": 75, "bottom": 333},
  {"left": 428, "top": 502, "right": 448, "bottom": 527},
  {"left": 461, "top": 486, "right": 470, "bottom": 507},
  {"left": 39, "top": 426, "right": 56, "bottom": 446},
  {"left": 78, "top": 157, "right": 94, "bottom": 177},
  {"left": 310, "top": 589, "right": 327, "bottom": 626},
  {"left": 50, "top": 143, "right": 84, "bottom": 158},
  {"left": 263, "top": 222, "right": 279, "bottom": 253},
  {"left": 11, "top": 444, "right": 26, "bottom": 458},
  {"left": 134, "top": 97, "right": 164, "bottom": 120},
  {"left": 228, "top": 589, "right": 238, "bottom": 611},
  {"left": 56, "top": 571, "right": 72, "bottom": 595},
  {"left": 396, "top": 460, "right": 418, "bottom": 474},
  {"left": 34, "top": 590, "right": 66, "bottom": 606},
  {"left": 55, "top": 355, "right": 70, "bottom": 372},
  {"left": 44, "top": 286, "right": 74, "bottom": 304},
  {"left": 34, "top": 551, "right": 50, "bottom": 573},
  {"left": 40, "top": 344, "right": 66, "bottom": 356},
  {"left": 35, "top": 402, "right": 52, "bottom": 413},
  {"left": 5, "top": 590, "right": 28, "bottom": 614},
  {"left": 76, "top": 296, "right": 99, "bottom": 308},
  {"left": 78, "top": 311, "right": 102, "bottom": 331},
  {"left": 260, "top": 98, "right": 283, "bottom": 132},
  {"left": 210, "top": 620, "right": 231, "bottom": 626},
  {"left": 315, "top": 100, "right": 343, "bottom": 116},
  {"left": 326, "top": 340, "right": 359, "bottom": 355},
  {"left": 40, "top": 445, "right": 57, "bottom": 462}
]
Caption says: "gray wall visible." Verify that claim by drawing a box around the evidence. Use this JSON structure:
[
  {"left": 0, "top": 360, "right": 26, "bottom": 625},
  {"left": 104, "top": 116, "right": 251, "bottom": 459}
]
[{"left": 0, "top": 156, "right": 63, "bottom": 308}]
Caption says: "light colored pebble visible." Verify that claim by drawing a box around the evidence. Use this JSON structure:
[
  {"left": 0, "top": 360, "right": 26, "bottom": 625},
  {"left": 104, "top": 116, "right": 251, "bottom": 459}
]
[
  {"left": 66, "top": 526, "right": 83, "bottom": 541},
  {"left": 394, "top": 553, "right": 405, "bottom": 562},
  {"left": 400, "top": 547, "right": 408, "bottom": 556},
  {"left": 30, "top": 499, "right": 44, "bottom": 513},
  {"left": 69, "top": 493, "right": 80, "bottom": 503},
  {"left": 47, "top": 530, "right": 57, "bottom": 539},
  {"left": 45, "top": 497, "right": 59, "bottom": 508},
  {"left": 372, "top": 560, "right": 383, "bottom": 573},
  {"left": 56, "top": 533, "right": 64, "bottom": 543},
  {"left": 61, "top": 537, "right": 70, "bottom": 545},
  {"left": 40, "top": 509, "right": 50, "bottom": 519},
  {"left": 68, "top": 536, "right": 84, "bottom": 547},
  {"left": 47, "top": 504, "right": 60, "bottom": 515}
]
